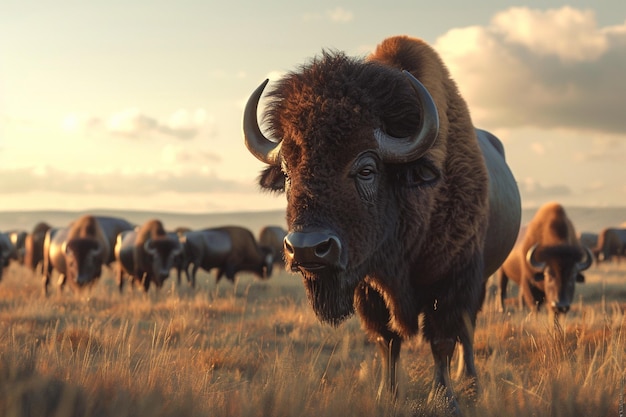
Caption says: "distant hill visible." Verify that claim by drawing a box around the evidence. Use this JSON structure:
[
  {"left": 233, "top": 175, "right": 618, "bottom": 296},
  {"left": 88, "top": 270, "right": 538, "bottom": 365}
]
[
  {"left": 0, "top": 206, "right": 624, "bottom": 235},
  {"left": 0, "top": 209, "right": 287, "bottom": 234}
]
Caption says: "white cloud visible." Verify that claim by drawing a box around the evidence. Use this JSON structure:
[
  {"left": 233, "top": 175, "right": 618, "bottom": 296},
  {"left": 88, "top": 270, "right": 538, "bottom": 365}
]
[
  {"left": 435, "top": 6, "right": 626, "bottom": 135},
  {"left": 327, "top": 7, "right": 353, "bottom": 23},
  {"left": 62, "top": 108, "right": 211, "bottom": 140}
]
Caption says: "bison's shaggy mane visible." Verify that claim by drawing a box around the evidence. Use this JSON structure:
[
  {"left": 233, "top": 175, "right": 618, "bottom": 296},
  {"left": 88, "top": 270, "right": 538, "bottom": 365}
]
[{"left": 263, "top": 50, "right": 422, "bottom": 146}]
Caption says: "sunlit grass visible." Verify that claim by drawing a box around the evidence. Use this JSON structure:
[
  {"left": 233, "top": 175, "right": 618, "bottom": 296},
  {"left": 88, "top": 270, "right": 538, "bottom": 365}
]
[{"left": 0, "top": 262, "right": 624, "bottom": 416}]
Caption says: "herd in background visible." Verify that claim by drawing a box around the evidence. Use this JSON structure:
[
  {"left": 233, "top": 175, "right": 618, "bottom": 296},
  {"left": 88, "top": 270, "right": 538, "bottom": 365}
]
[
  {"left": 0, "top": 214, "right": 288, "bottom": 295},
  {"left": 0, "top": 205, "right": 624, "bottom": 309}
]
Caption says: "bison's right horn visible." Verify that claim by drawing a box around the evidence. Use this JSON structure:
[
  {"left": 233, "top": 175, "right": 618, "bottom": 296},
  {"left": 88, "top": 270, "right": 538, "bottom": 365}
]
[
  {"left": 525, "top": 243, "right": 546, "bottom": 273},
  {"left": 243, "top": 79, "right": 282, "bottom": 166},
  {"left": 577, "top": 246, "right": 593, "bottom": 271},
  {"left": 374, "top": 70, "right": 440, "bottom": 164}
]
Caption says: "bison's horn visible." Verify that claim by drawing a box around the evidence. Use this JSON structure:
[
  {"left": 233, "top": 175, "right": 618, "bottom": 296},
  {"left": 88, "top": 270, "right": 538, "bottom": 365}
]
[
  {"left": 525, "top": 243, "right": 546, "bottom": 273},
  {"left": 144, "top": 239, "right": 157, "bottom": 256},
  {"left": 577, "top": 246, "right": 593, "bottom": 271},
  {"left": 374, "top": 70, "right": 440, "bottom": 163},
  {"left": 243, "top": 79, "right": 282, "bottom": 166},
  {"left": 91, "top": 241, "right": 104, "bottom": 259}
]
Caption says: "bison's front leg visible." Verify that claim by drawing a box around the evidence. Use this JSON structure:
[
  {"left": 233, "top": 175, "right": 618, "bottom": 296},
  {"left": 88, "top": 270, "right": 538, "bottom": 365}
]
[{"left": 354, "top": 281, "right": 403, "bottom": 399}]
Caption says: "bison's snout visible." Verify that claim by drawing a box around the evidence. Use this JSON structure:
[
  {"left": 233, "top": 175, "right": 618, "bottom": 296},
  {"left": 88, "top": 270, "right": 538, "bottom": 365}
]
[
  {"left": 284, "top": 231, "right": 345, "bottom": 272},
  {"left": 551, "top": 301, "right": 570, "bottom": 314}
]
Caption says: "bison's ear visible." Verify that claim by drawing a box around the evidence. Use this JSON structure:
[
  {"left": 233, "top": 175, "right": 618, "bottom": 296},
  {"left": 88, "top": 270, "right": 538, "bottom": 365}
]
[{"left": 258, "top": 166, "right": 285, "bottom": 193}]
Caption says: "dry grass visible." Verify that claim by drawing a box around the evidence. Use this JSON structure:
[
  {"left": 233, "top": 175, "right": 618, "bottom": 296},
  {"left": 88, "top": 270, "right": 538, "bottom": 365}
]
[{"left": 0, "top": 262, "right": 624, "bottom": 417}]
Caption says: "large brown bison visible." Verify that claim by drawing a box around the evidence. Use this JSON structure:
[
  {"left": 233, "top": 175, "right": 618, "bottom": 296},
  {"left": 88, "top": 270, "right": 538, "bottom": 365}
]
[
  {"left": 498, "top": 202, "right": 593, "bottom": 315},
  {"left": 115, "top": 219, "right": 182, "bottom": 292},
  {"left": 593, "top": 227, "right": 626, "bottom": 263},
  {"left": 180, "top": 226, "right": 273, "bottom": 287},
  {"left": 243, "top": 35, "right": 521, "bottom": 411},
  {"left": 43, "top": 215, "right": 134, "bottom": 294}
]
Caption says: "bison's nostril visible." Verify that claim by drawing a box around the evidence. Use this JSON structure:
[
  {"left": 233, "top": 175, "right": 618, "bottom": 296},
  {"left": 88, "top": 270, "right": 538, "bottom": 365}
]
[{"left": 315, "top": 240, "right": 331, "bottom": 257}]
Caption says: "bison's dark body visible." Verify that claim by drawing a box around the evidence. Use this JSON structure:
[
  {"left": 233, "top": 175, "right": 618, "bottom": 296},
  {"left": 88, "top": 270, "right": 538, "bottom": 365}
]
[
  {"left": 181, "top": 226, "right": 273, "bottom": 287},
  {"left": 24, "top": 222, "right": 52, "bottom": 275},
  {"left": 43, "top": 215, "right": 134, "bottom": 294},
  {"left": 593, "top": 227, "right": 626, "bottom": 263},
  {"left": 258, "top": 226, "right": 287, "bottom": 267},
  {"left": 243, "top": 35, "right": 521, "bottom": 411},
  {"left": 498, "top": 202, "right": 592, "bottom": 314},
  {"left": 115, "top": 220, "right": 182, "bottom": 292}
]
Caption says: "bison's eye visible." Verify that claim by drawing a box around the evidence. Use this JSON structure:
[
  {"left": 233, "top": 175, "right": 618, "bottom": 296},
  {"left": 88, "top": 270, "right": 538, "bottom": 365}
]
[{"left": 258, "top": 166, "right": 286, "bottom": 193}]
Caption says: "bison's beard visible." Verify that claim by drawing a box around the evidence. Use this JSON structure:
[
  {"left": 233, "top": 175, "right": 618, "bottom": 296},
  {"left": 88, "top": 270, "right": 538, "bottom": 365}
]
[{"left": 301, "top": 270, "right": 360, "bottom": 326}]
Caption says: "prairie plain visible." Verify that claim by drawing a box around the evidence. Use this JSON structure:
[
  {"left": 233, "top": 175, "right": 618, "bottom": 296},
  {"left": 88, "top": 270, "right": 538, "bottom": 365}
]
[{"left": 0, "top": 207, "right": 624, "bottom": 417}]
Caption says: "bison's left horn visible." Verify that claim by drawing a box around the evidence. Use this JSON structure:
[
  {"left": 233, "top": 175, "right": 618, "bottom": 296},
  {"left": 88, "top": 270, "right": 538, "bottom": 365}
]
[
  {"left": 144, "top": 239, "right": 157, "bottom": 256},
  {"left": 374, "top": 71, "right": 440, "bottom": 163},
  {"left": 525, "top": 243, "right": 546, "bottom": 273},
  {"left": 577, "top": 246, "right": 593, "bottom": 271},
  {"left": 243, "top": 79, "right": 282, "bottom": 166}
]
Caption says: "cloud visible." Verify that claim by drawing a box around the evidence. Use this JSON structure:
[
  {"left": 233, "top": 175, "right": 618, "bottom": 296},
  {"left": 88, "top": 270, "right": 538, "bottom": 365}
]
[
  {"left": 435, "top": 6, "right": 626, "bottom": 135},
  {"left": 0, "top": 166, "right": 247, "bottom": 196},
  {"left": 63, "top": 108, "right": 212, "bottom": 140},
  {"left": 327, "top": 7, "right": 353, "bottom": 23},
  {"left": 302, "top": 7, "right": 354, "bottom": 23}
]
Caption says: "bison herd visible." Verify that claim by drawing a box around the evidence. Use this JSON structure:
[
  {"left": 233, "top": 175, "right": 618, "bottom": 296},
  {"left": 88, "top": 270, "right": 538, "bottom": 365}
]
[{"left": 0, "top": 215, "right": 287, "bottom": 295}]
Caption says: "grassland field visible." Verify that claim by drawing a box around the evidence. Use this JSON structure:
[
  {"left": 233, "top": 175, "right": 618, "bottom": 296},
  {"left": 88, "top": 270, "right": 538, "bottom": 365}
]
[{"left": 0, "top": 207, "right": 624, "bottom": 416}]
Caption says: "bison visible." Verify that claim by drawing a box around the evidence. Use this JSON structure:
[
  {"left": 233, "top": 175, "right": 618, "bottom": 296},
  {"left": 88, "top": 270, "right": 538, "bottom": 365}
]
[
  {"left": 497, "top": 202, "right": 593, "bottom": 315},
  {"left": 24, "top": 222, "right": 52, "bottom": 275},
  {"left": 180, "top": 226, "right": 273, "bottom": 287},
  {"left": 242, "top": 35, "right": 521, "bottom": 411},
  {"left": 258, "top": 225, "right": 287, "bottom": 267},
  {"left": 114, "top": 219, "right": 182, "bottom": 292},
  {"left": 593, "top": 227, "right": 626, "bottom": 264},
  {"left": 0, "top": 232, "right": 16, "bottom": 281},
  {"left": 43, "top": 215, "right": 134, "bottom": 294}
]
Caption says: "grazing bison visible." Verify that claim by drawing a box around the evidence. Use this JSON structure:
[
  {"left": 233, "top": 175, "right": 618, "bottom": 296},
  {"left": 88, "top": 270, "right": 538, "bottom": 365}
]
[
  {"left": 181, "top": 226, "right": 273, "bottom": 287},
  {"left": 593, "top": 227, "right": 626, "bottom": 263},
  {"left": 43, "top": 215, "right": 134, "bottom": 294},
  {"left": 498, "top": 202, "right": 593, "bottom": 315},
  {"left": 243, "top": 35, "right": 521, "bottom": 411},
  {"left": 0, "top": 232, "right": 16, "bottom": 281},
  {"left": 578, "top": 232, "right": 598, "bottom": 253},
  {"left": 24, "top": 222, "right": 52, "bottom": 274},
  {"left": 115, "top": 220, "right": 182, "bottom": 292},
  {"left": 258, "top": 226, "right": 287, "bottom": 267}
]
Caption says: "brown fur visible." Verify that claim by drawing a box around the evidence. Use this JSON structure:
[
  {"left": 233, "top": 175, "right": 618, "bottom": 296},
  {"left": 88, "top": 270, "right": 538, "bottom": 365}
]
[{"left": 66, "top": 215, "right": 110, "bottom": 266}]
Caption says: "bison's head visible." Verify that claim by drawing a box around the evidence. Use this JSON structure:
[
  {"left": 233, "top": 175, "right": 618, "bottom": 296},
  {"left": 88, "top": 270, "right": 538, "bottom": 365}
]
[
  {"left": 143, "top": 237, "right": 182, "bottom": 288},
  {"left": 526, "top": 244, "right": 593, "bottom": 314},
  {"left": 243, "top": 52, "right": 440, "bottom": 325},
  {"left": 63, "top": 238, "right": 104, "bottom": 287}
]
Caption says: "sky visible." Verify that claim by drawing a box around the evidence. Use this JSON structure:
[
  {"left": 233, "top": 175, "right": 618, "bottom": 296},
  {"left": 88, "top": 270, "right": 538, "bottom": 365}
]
[{"left": 1, "top": 0, "right": 625, "bottom": 214}]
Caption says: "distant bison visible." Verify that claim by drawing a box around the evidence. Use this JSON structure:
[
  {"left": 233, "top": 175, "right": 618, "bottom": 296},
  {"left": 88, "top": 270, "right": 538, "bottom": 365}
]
[
  {"left": 578, "top": 232, "right": 598, "bottom": 253},
  {"left": 0, "top": 232, "right": 16, "bottom": 281},
  {"left": 498, "top": 202, "right": 592, "bottom": 315},
  {"left": 593, "top": 227, "right": 626, "bottom": 263},
  {"left": 43, "top": 215, "right": 134, "bottom": 294},
  {"left": 180, "top": 226, "right": 273, "bottom": 287},
  {"left": 258, "top": 226, "right": 287, "bottom": 267},
  {"left": 115, "top": 219, "right": 182, "bottom": 292},
  {"left": 24, "top": 222, "right": 52, "bottom": 275},
  {"left": 243, "top": 35, "right": 521, "bottom": 410}
]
